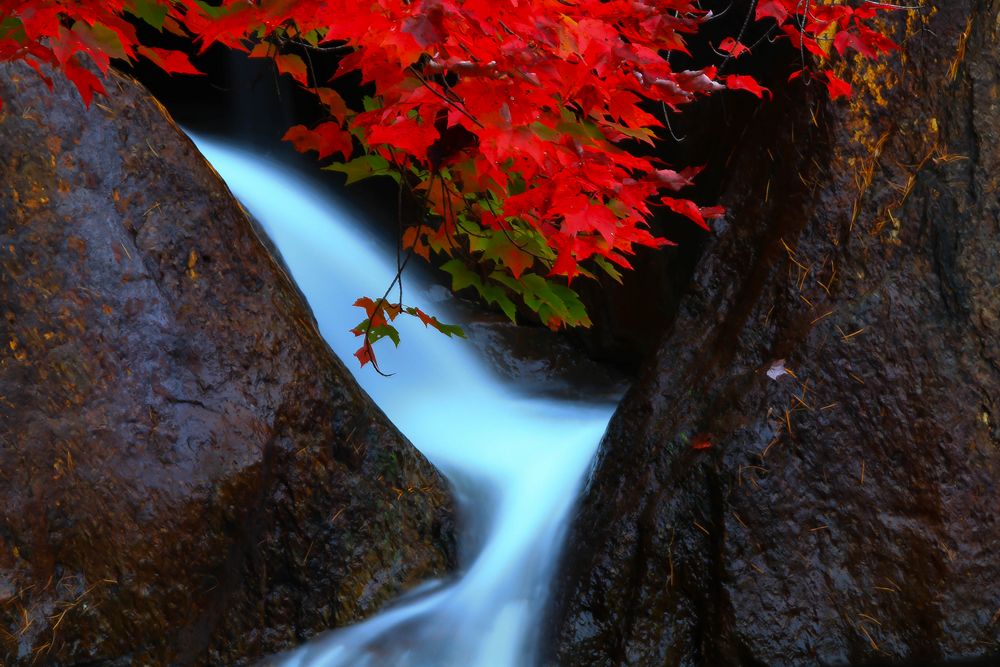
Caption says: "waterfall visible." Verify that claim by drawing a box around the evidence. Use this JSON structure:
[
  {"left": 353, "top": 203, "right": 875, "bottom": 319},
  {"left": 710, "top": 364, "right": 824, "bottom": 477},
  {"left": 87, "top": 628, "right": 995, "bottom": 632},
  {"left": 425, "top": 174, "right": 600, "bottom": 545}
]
[{"left": 192, "top": 137, "right": 616, "bottom": 667}]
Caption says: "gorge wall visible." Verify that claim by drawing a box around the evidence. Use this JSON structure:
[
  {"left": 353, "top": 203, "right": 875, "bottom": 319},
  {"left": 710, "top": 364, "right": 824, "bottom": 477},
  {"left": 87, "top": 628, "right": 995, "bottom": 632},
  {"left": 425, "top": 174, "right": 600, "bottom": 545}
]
[{"left": 552, "top": 2, "right": 1000, "bottom": 665}]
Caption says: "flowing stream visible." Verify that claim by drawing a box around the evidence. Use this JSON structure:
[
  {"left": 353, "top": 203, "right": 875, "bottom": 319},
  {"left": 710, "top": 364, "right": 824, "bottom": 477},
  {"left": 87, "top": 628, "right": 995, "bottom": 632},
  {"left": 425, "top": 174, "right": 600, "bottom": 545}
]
[{"left": 193, "top": 138, "right": 617, "bottom": 667}]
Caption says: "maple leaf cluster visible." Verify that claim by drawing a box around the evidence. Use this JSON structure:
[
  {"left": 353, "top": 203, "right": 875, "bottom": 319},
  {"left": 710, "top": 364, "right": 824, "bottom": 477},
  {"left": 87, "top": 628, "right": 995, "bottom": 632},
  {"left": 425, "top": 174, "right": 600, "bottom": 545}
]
[
  {"left": 0, "top": 0, "right": 899, "bottom": 369},
  {"left": 756, "top": 0, "right": 901, "bottom": 98},
  {"left": 0, "top": 1, "right": 200, "bottom": 107}
]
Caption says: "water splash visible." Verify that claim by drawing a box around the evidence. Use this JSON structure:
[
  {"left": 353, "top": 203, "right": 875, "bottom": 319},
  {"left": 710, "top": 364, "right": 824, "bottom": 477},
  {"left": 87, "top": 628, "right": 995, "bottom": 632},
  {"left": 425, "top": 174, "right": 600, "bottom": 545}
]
[{"left": 192, "top": 137, "right": 616, "bottom": 667}]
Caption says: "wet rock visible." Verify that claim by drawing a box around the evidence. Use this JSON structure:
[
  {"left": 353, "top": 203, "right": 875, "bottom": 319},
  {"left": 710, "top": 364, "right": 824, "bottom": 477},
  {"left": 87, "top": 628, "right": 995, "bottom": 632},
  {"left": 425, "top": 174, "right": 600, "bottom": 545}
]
[
  {"left": 552, "top": 3, "right": 1000, "bottom": 665},
  {"left": 0, "top": 63, "right": 454, "bottom": 665},
  {"left": 461, "top": 312, "right": 630, "bottom": 402}
]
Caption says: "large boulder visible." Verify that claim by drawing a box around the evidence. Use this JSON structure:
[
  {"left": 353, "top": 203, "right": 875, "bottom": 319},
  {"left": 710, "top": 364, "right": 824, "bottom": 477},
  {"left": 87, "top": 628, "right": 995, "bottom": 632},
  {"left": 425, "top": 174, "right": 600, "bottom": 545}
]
[
  {"left": 552, "top": 2, "right": 1000, "bottom": 665},
  {"left": 0, "top": 63, "right": 453, "bottom": 665}
]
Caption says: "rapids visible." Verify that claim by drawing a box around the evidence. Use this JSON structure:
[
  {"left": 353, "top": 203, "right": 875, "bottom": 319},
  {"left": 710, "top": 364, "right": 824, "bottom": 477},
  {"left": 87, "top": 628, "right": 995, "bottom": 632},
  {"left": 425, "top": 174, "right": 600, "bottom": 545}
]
[{"left": 193, "top": 138, "right": 616, "bottom": 667}]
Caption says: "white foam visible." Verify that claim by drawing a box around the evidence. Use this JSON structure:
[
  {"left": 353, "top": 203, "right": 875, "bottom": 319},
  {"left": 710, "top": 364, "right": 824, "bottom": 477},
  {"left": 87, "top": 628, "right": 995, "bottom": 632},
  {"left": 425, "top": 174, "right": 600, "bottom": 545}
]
[{"left": 192, "top": 138, "right": 615, "bottom": 667}]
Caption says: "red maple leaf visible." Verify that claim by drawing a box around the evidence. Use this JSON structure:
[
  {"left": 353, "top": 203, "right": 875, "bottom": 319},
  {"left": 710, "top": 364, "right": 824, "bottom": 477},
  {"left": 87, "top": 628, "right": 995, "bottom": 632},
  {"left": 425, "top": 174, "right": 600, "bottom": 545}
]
[
  {"left": 0, "top": 0, "right": 900, "bottom": 369},
  {"left": 282, "top": 123, "right": 354, "bottom": 160},
  {"left": 691, "top": 433, "right": 714, "bottom": 450},
  {"left": 725, "top": 74, "right": 771, "bottom": 100},
  {"left": 824, "top": 71, "right": 853, "bottom": 100},
  {"left": 137, "top": 46, "right": 201, "bottom": 75}
]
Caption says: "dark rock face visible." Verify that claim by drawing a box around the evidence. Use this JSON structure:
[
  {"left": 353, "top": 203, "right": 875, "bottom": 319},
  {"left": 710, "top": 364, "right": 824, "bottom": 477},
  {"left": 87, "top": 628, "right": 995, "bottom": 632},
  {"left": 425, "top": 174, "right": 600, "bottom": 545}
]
[
  {"left": 0, "top": 64, "right": 454, "bottom": 665},
  {"left": 553, "top": 3, "right": 1000, "bottom": 665},
  {"left": 462, "top": 313, "right": 630, "bottom": 402}
]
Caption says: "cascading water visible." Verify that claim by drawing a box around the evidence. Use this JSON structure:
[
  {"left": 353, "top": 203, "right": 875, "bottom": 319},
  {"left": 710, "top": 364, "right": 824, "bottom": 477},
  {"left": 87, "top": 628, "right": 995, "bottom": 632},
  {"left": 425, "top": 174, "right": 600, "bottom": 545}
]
[{"left": 192, "top": 137, "right": 617, "bottom": 667}]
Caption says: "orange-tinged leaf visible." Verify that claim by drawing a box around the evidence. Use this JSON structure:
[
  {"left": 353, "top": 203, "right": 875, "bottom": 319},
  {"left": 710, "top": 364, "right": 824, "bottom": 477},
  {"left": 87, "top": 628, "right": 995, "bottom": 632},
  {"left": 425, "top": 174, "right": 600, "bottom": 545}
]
[
  {"left": 161, "top": 15, "right": 188, "bottom": 38},
  {"left": 315, "top": 87, "right": 350, "bottom": 120},
  {"left": 137, "top": 46, "right": 201, "bottom": 74},
  {"left": 283, "top": 122, "right": 354, "bottom": 160},
  {"left": 402, "top": 226, "right": 431, "bottom": 260},
  {"left": 275, "top": 53, "right": 308, "bottom": 86},
  {"left": 353, "top": 297, "right": 378, "bottom": 317},
  {"left": 248, "top": 42, "right": 272, "bottom": 59},
  {"left": 691, "top": 433, "right": 713, "bottom": 450},
  {"left": 501, "top": 244, "right": 534, "bottom": 280},
  {"left": 72, "top": 20, "right": 128, "bottom": 61},
  {"left": 383, "top": 303, "right": 403, "bottom": 321},
  {"left": 354, "top": 342, "right": 375, "bottom": 367}
]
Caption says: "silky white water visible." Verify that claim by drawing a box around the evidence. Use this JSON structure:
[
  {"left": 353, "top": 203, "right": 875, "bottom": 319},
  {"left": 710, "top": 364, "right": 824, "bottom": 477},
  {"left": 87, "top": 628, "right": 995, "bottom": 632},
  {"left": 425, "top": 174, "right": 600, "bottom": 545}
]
[{"left": 192, "top": 138, "right": 616, "bottom": 667}]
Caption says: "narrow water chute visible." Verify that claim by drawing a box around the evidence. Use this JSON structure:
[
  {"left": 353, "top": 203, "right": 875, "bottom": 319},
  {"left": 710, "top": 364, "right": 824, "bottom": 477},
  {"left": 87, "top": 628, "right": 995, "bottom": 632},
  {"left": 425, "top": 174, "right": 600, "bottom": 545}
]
[{"left": 192, "top": 137, "right": 616, "bottom": 667}]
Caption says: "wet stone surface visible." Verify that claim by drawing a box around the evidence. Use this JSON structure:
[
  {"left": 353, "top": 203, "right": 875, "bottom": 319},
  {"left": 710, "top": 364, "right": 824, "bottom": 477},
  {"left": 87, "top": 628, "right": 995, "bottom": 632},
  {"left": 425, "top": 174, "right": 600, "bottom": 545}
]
[
  {"left": 461, "top": 311, "right": 630, "bottom": 402},
  {"left": 0, "top": 63, "right": 454, "bottom": 665},
  {"left": 552, "top": 3, "right": 1000, "bottom": 666}
]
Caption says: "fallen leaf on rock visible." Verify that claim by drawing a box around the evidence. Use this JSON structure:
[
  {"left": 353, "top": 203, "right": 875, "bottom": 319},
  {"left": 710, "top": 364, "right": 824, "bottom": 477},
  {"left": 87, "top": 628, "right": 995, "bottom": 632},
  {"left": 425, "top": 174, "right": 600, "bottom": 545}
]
[
  {"left": 691, "top": 433, "right": 713, "bottom": 450},
  {"left": 766, "top": 359, "right": 788, "bottom": 380}
]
